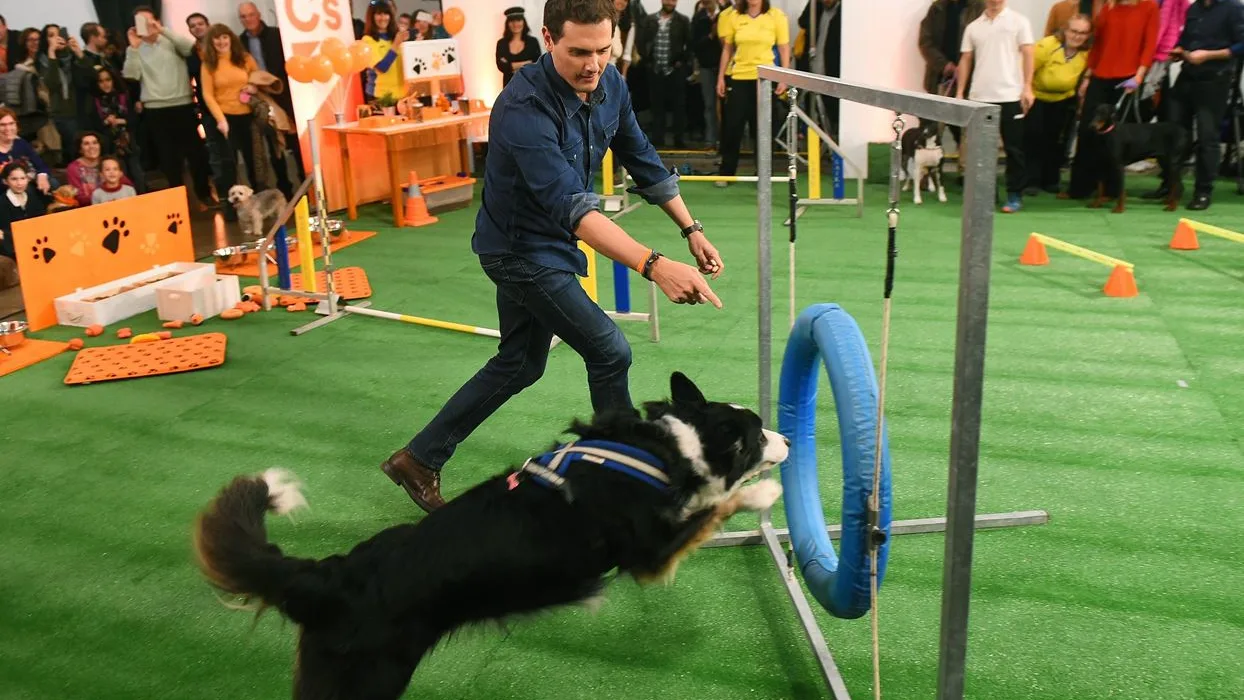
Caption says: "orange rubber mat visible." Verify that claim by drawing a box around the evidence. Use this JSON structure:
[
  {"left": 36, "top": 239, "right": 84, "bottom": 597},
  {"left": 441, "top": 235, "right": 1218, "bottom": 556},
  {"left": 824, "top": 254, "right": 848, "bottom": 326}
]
[
  {"left": 214, "top": 230, "right": 377, "bottom": 277},
  {"left": 0, "top": 339, "right": 69, "bottom": 378},
  {"left": 288, "top": 267, "right": 372, "bottom": 300},
  {"left": 64, "top": 332, "right": 227, "bottom": 385}
]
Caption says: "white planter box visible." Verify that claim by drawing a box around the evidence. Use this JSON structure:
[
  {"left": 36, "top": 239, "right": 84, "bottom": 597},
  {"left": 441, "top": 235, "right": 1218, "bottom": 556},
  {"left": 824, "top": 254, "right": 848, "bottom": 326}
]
[
  {"left": 156, "top": 274, "right": 241, "bottom": 322},
  {"left": 54, "top": 262, "right": 217, "bottom": 328}
]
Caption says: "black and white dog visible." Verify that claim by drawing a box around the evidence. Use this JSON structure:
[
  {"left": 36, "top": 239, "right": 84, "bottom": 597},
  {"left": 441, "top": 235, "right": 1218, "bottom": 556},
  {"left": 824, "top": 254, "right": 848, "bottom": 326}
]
[
  {"left": 901, "top": 120, "right": 947, "bottom": 205},
  {"left": 193, "top": 372, "right": 789, "bottom": 700}
]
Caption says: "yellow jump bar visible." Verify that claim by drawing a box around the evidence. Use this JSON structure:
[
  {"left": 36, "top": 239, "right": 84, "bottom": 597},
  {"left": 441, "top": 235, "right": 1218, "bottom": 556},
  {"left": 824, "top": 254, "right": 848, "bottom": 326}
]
[
  {"left": 344, "top": 306, "right": 502, "bottom": 338},
  {"left": 1031, "top": 233, "right": 1134, "bottom": 271},
  {"left": 1181, "top": 218, "right": 1244, "bottom": 244}
]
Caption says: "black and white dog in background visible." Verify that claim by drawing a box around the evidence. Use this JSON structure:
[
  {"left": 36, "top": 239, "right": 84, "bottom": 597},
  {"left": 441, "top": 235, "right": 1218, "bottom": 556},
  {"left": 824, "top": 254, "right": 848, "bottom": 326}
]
[{"left": 901, "top": 120, "right": 947, "bottom": 205}]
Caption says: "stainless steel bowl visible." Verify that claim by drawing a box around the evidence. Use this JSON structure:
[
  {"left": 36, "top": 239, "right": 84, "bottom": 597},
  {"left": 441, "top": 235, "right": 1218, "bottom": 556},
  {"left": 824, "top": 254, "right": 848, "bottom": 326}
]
[
  {"left": 308, "top": 216, "right": 345, "bottom": 239},
  {"left": 0, "top": 320, "right": 28, "bottom": 351},
  {"left": 213, "top": 245, "right": 250, "bottom": 265}
]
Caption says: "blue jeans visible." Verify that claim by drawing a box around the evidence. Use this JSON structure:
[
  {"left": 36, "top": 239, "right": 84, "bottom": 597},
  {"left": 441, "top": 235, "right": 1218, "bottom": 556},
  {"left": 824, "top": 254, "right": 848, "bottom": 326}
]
[{"left": 407, "top": 254, "right": 633, "bottom": 470}]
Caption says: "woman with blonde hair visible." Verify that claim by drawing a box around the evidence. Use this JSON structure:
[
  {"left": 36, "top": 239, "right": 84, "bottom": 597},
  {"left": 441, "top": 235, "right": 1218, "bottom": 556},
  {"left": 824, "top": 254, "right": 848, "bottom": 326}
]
[
  {"left": 200, "top": 23, "right": 259, "bottom": 210},
  {"left": 1024, "top": 13, "right": 1091, "bottom": 195}
]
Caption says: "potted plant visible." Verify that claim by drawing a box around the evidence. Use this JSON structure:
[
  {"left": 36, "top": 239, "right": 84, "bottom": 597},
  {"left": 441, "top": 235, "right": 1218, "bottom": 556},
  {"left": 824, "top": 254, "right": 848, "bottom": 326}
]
[{"left": 375, "top": 93, "right": 399, "bottom": 116}]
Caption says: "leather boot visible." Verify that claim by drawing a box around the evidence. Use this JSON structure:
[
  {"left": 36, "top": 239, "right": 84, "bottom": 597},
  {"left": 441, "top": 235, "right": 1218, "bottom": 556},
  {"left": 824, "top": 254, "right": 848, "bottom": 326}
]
[{"left": 381, "top": 449, "right": 446, "bottom": 512}]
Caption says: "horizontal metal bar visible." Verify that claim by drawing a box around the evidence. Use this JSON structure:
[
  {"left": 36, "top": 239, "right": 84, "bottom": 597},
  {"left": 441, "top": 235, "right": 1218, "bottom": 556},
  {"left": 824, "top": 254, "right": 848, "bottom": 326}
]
[
  {"left": 760, "top": 522, "right": 852, "bottom": 699},
  {"left": 759, "top": 65, "right": 993, "bottom": 127},
  {"left": 680, "top": 175, "right": 792, "bottom": 183},
  {"left": 797, "top": 198, "right": 860, "bottom": 206},
  {"left": 606, "top": 311, "right": 650, "bottom": 322},
  {"left": 703, "top": 510, "right": 1048, "bottom": 548}
]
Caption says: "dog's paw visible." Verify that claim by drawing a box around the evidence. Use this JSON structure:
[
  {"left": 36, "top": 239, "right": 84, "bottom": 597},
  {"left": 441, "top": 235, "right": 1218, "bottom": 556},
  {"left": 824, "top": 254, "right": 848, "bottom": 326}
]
[
  {"left": 738, "top": 479, "right": 783, "bottom": 510},
  {"left": 261, "top": 468, "right": 308, "bottom": 516},
  {"left": 1112, "top": 205, "right": 1125, "bottom": 214},
  {"left": 938, "top": 190, "right": 947, "bottom": 203}
]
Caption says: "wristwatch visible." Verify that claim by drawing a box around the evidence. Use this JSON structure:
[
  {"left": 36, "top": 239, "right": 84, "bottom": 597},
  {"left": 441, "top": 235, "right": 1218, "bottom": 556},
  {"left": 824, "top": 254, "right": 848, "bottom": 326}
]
[
  {"left": 641, "top": 250, "right": 663, "bottom": 280},
  {"left": 680, "top": 220, "right": 704, "bottom": 239}
]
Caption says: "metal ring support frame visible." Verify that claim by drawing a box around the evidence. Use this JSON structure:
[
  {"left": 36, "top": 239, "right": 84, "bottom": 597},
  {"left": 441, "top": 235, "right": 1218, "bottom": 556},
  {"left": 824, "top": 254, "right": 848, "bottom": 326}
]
[{"left": 704, "top": 65, "right": 1050, "bottom": 700}]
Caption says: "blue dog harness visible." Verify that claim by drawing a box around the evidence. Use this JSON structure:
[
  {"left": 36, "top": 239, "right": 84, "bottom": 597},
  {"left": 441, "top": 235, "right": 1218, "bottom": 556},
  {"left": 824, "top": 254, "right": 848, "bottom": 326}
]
[{"left": 506, "top": 440, "right": 670, "bottom": 501}]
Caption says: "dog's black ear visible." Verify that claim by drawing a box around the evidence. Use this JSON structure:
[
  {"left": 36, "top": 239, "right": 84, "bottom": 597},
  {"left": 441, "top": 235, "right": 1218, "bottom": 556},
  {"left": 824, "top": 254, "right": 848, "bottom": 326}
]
[{"left": 670, "top": 372, "right": 706, "bottom": 407}]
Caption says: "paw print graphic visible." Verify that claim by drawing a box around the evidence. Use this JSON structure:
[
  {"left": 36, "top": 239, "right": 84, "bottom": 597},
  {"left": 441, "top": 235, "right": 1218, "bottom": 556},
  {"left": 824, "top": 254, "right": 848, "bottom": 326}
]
[
  {"left": 443, "top": 46, "right": 456, "bottom": 65},
  {"left": 69, "top": 229, "right": 89, "bottom": 257},
  {"left": 410, "top": 57, "right": 427, "bottom": 76},
  {"left": 140, "top": 231, "right": 159, "bottom": 256},
  {"left": 31, "top": 236, "right": 56, "bottom": 264},
  {"left": 101, "top": 216, "right": 129, "bottom": 254},
  {"left": 166, "top": 212, "right": 184, "bottom": 235}
]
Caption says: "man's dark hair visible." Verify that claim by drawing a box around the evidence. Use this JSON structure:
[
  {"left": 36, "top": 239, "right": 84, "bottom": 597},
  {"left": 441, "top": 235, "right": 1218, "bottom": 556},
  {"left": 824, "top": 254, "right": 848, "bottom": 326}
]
[
  {"left": 543, "top": 0, "right": 618, "bottom": 42},
  {"left": 79, "top": 22, "right": 103, "bottom": 43},
  {"left": 185, "top": 13, "right": 208, "bottom": 26}
]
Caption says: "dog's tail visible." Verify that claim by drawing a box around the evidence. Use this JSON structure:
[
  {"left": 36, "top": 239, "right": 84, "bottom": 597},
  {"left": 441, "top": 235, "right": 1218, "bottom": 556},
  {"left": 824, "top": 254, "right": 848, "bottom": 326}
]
[{"left": 193, "top": 469, "right": 331, "bottom": 624}]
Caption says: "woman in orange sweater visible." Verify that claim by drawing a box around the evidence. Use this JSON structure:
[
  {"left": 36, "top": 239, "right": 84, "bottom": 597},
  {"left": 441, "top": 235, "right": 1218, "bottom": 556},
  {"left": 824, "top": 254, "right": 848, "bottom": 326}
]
[
  {"left": 1064, "top": 0, "right": 1159, "bottom": 199},
  {"left": 201, "top": 24, "right": 260, "bottom": 200}
]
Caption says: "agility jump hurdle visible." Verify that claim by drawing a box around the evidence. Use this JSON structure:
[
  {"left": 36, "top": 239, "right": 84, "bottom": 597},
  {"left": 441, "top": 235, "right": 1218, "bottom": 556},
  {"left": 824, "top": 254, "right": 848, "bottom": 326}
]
[
  {"left": 1020, "top": 233, "right": 1138, "bottom": 298},
  {"left": 1169, "top": 218, "right": 1244, "bottom": 250}
]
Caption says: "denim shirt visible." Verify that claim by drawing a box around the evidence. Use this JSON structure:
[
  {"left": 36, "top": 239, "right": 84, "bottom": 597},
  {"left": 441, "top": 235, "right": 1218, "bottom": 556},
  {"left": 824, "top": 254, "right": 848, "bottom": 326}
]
[{"left": 472, "top": 52, "right": 680, "bottom": 277}]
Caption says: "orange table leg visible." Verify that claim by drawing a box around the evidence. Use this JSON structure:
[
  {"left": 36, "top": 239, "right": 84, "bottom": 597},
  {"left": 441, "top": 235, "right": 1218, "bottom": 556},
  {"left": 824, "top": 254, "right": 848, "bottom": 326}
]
[
  {"left": 339, "top": 130, "right": 357, "bottom": 221},
  {"left": 387, "top": 135, "right": 404, "bottom": 228}
]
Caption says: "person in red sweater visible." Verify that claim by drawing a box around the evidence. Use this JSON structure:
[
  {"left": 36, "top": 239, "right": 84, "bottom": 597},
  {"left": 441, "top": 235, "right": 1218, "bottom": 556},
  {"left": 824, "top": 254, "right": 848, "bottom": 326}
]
[{"left": 1063, "top": 0, "right": 1160, "bottom": 200}]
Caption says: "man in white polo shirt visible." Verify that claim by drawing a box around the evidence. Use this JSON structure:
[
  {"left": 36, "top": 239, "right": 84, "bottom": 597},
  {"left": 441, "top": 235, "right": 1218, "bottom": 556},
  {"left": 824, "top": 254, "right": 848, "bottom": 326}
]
[{"left": 955, "top": 0, "right": 1035, "bottom": 213}]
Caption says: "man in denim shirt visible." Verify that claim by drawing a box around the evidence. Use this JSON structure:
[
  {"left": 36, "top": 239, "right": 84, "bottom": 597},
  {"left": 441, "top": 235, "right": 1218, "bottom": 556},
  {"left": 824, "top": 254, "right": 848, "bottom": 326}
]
[{"left": 381, "top": 0, "right": 725, "bottom": 512}]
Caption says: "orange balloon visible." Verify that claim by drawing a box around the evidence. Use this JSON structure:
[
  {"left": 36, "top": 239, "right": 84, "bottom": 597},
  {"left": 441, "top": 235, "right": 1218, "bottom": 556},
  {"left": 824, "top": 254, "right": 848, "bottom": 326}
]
[
  {"left": 285, "top": 55, "right": 311, "bottom": 83},
  {"left": 443, "top": 7, "right": 465, "bottom": 36},
  {"left": 320, "top": 37, "right": 346, "bottom": 59},
  {"left": 329, "top": 49, "right": 354, "bottom": 76},
  {"left": 308, "top": 54, "right": 334, "bottom": 83},
  {"left": 349, "top": 41, "right": 374, "bottom": 72}
]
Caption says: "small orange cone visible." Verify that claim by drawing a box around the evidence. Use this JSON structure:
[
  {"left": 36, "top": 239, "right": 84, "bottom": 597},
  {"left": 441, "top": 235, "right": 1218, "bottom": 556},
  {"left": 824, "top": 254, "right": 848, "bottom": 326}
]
[
  {"left": 1169, "top": 220, "right": 1199, "bottom": 250},
  {"left": 1103, "top": 265, "right": 1138, "bottom": 298},
  {"left": 403, "top": 170, "right": 438, "bottom": 227},
  {"left": 1019, "top": 234, "right": 1049, "bottom": 265}
]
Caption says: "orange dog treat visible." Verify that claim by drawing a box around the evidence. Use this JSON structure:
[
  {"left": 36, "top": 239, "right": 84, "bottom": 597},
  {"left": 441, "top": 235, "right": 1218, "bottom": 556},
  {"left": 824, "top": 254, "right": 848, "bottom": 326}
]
[
  {"left": 156, "top": 331, "right": 172, "bottom": 340},
  {"left": 116, "top": 328, "right": 133, "bottom": 339},
  {"left": 190, "top": 313, "right": 204, "bottom": 326},
  {"left": 246, "top": 301, "right": 262, "bottom": 312},
  {"left": 220, "top": 308, "right": 245, "bottom": 320},
  {"left": 129, "top": 333, "right": 161, "bottom": 344},
  {"left": 243, "top": 285, "right": 263, "bottom": 300},
  {"left": 287, "top": 302, "right": 307, "bottom": 312},
  {"left": 67, "top": 338, "right": 84, "bottom": 350},
  {"left": 85, "top": 324, "right": 104, "bottom": 337},
  {"left": 162, "top": 320, "right": 184, "bottom": 329}
]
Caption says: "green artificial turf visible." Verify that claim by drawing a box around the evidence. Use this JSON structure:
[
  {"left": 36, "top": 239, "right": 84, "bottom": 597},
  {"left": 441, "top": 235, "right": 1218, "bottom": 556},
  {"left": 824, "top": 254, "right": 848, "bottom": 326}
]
[{"left": 1, "top": 157, "right": 1242, "bottom": 700}]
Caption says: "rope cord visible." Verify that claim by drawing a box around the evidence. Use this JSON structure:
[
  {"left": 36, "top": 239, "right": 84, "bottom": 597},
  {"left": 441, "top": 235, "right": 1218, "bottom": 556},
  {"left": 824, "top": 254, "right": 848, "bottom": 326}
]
[
  {"left": 788, "top": 87, "right": 800, "bottom": 331},
  {"left": 868, "top": 116, "right": 904, "bottom": 700}
]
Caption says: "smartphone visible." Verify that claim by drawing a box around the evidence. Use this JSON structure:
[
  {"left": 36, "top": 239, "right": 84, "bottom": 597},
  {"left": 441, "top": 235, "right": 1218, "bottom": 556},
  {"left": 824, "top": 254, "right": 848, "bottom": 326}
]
[{"left": 134, "top": 14, "right": 149, "bottom": 37}]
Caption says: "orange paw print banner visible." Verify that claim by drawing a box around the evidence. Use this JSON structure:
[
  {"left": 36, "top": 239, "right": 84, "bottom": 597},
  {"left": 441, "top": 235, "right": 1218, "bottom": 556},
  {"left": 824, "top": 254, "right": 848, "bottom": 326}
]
[{"left": 12, "top": 187, "right": 194, "bottom": 331}]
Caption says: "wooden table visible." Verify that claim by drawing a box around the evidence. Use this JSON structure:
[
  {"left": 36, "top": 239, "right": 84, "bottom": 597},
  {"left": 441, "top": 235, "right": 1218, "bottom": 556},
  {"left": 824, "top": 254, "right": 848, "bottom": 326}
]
[{"left": 324, "top": 111, "right": 489, "bottom": 227}]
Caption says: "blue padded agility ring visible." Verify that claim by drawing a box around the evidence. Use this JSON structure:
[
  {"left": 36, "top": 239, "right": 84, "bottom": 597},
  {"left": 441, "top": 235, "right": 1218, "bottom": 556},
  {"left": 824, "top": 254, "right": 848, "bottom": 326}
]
[{"left": 778, "top": 303, "right": 893, "bottom": 620}]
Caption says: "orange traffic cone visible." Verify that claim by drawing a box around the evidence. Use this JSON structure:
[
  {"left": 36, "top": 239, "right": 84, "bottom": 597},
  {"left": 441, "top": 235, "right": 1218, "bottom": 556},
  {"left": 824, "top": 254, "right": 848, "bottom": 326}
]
[
  {"left": 1019, "top": 234, "right": 1049, "bottom": 265},
  {"left": 1168, "top": 219, "right": 1199, "bottom": 250},
  {"left": 1103, "top": 265, "right": 1138, "bottom": 298},
  {"left": 404, "top": 170, "right": 438, "bottom": 227}
]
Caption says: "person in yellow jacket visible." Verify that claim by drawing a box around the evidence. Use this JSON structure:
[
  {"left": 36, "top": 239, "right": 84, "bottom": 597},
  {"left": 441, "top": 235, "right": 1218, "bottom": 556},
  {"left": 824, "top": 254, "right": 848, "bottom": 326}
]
[
  {"left": 715, "top": 0, "right": 790, "bottom": 185},
  {"left": 1023, "top": 13, "right": 1091, "bottom": 195},
  {"left": 362, "top": 0, "right": 410, "bottom": 102}
]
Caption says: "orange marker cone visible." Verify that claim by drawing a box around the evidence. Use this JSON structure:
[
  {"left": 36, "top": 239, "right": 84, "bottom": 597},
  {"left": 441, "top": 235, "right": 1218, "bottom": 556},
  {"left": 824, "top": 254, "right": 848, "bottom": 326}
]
[
  {"left": 1168, "top": 220, "right": 1199, "bottom": 250},
  {"left": 403, "top": 170, "right": 438, "bottom": 227},
  {"left": 1019, "top": 234, "right": 1049, "bottom": 265},
  {"left": 1103, "top": 265, "right": 1138, "bottom": 298}
]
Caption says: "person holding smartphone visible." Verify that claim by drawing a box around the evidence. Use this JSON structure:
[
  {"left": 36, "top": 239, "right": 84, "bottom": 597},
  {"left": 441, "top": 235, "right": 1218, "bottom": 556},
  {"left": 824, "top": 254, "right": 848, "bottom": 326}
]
[{"left": 121, "top": 6, "right": 214, "bottom": 210}]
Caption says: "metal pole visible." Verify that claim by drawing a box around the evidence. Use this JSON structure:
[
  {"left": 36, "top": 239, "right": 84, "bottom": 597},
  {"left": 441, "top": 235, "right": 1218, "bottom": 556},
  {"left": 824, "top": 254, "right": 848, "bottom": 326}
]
[
  {"left": 757, "top": 77, "right": 774, "bottom": 432},
  {"left": 936, "top": 103, "right": 1000, "bottom": 700},
  {"left": 308, "top": 117, "right": 338, "bottom": 314},
  {"left": 787, "top": 87, "right": 799, "bottom": 332}
]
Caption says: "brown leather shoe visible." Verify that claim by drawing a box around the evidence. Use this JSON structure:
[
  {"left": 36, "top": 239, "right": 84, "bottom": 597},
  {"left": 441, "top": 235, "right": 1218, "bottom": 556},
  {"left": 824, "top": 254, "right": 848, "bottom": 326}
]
[{"left": 381, "top": 449, "right": 446, "bottom": 512}]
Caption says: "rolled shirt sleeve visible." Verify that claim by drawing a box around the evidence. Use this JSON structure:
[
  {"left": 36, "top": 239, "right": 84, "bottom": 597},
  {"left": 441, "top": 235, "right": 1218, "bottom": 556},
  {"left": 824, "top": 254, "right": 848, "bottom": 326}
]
[{"left": 498, "top": 95, "right": 602, "bottom": 233}]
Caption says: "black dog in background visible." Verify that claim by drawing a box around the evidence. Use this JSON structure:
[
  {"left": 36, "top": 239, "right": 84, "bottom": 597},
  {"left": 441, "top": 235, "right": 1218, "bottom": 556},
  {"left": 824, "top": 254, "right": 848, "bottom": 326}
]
[{"left": 1087, "top": 102, "right": 1187, "bottom": 213}]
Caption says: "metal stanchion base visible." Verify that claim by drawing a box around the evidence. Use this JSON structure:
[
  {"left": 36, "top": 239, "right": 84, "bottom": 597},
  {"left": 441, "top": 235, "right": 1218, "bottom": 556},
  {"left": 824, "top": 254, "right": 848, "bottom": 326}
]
[
  {"left": 290, "top": 297, "right": 358, "bottom": 336},
  {"left": 704, "top": 509, "right": 1049, "bottom": 548}
]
